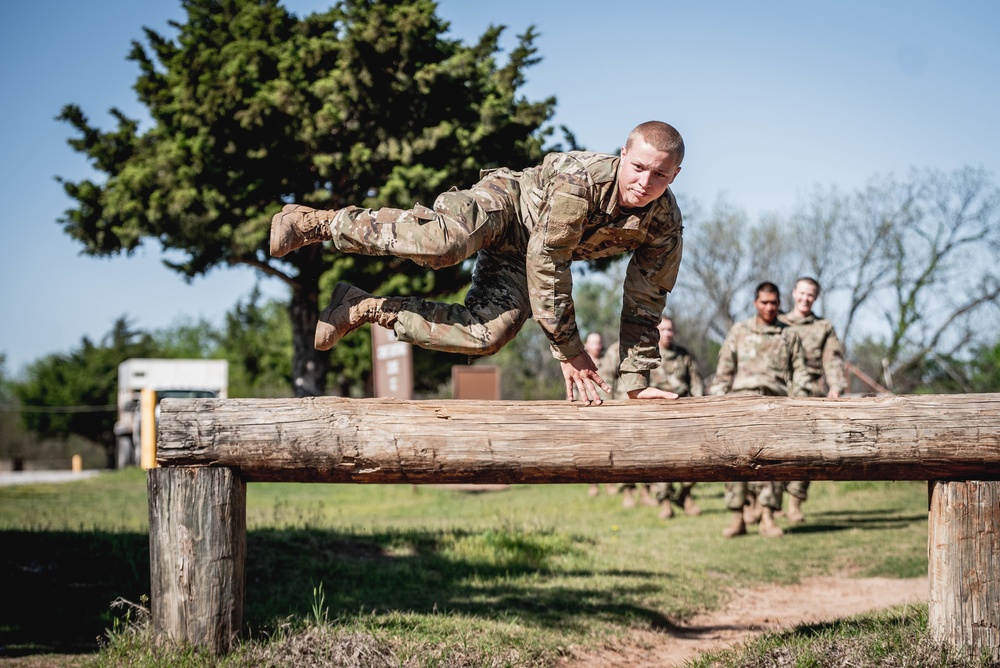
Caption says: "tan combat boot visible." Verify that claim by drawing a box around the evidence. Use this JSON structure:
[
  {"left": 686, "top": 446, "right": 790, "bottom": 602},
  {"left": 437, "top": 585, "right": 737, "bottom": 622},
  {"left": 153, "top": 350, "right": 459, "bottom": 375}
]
[
  {"left": 722, "top": 510, "right": 747, "bottom": 538},
  {"left": 658, "top": 499, "right": 674, "bottom": 520},
  {"left": 682, "top": 494, "right": 702, "bottom": 516},
  {"left": 787, "top": 496, "right": 806, "bottom": 523},
  {"left": 270, "top": 204, "right": 335, "bottom": 257},
  {"left": 314, "top": 283, "right": 402, "bottom": 350},
  {"left": 743, "top": 498, "right": 762, "bottom": 525},
  {"left": 758, "top": 507, "right": 785, "bottom": 538},
  {"left": 622, "top": 486, "right": 636, "bottom": 508},
  {"left": 638, "top": 484, "right": 658, "bottom": 507}
]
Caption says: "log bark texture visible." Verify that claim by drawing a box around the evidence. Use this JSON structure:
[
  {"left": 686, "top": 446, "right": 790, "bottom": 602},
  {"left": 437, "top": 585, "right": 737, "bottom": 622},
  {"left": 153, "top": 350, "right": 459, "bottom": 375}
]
[
  {"left": 929, "top": 480, "right": 1000, "bottom": 659},
  {"left": 156, "top": 394, "right": 1000, "bottom": 484},
  {"left": 148, "top": 467, "right": 245, "bottom": 653}
]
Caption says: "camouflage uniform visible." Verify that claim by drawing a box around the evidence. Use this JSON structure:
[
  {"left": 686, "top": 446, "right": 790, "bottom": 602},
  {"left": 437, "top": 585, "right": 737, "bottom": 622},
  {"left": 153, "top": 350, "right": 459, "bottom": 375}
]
[
  {"left": 650, "top": 343, "right": 704, "bottom": 505},
  {"left": 777, "top": 310, "right": 847, "bottom": 503},
  {"left": 709, "top": 316, "right": 813, "bottom": 512},
  {"left": 329, "top": 151, "right": 683, "bottom": 391}
]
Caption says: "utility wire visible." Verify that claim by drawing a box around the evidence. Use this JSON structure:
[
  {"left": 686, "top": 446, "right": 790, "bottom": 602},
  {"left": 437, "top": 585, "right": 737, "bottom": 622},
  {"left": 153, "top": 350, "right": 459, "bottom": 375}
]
[{"left": 0, "top": 405, "right": 117, "bottom": 414}]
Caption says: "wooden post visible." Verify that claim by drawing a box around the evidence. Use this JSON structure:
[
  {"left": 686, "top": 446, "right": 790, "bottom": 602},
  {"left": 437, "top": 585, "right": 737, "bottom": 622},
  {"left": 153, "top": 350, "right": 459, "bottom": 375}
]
[
  {"left": 148, "top": 466, "right": 246, "bottom": 653},
  {"left": 929, "top": 480, "right": 1000, "bottom": 659}
]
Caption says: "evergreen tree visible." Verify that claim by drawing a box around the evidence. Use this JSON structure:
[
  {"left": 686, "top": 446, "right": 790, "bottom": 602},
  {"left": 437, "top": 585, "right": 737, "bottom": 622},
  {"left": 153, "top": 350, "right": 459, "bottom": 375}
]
[{"left": 58, "top": 0, "right": 555, "bottom": 396}]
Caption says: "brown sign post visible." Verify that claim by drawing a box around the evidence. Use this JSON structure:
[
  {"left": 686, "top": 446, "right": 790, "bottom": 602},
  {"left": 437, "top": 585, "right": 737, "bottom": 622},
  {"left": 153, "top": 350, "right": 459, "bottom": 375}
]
[
  {"left": 371, "top": 325, "right": 413, "bottom": 399},
  {"left": 451, "top": 365, "right": 501, "bottom": 400}
]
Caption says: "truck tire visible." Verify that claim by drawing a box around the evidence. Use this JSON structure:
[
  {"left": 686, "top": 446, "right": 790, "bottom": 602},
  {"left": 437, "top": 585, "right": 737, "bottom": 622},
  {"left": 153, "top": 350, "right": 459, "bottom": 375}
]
[{"left": 116, "top": 435, "right": 135, "bottom": 469}]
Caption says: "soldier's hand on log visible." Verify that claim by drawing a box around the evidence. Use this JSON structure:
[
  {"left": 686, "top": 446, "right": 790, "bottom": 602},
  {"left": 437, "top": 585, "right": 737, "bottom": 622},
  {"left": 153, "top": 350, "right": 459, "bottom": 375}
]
[
  {"left": 627, "top": 387, "right": 679, "bottom": 400},
  {"left": 561, "top": 354, "right": 612, "bottom": 406}
]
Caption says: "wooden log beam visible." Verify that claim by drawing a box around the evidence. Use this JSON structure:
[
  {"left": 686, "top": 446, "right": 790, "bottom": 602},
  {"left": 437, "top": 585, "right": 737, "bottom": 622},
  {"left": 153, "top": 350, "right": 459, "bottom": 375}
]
[{"left": 156, "top": 393, "right": 1000, "bottom": 484}]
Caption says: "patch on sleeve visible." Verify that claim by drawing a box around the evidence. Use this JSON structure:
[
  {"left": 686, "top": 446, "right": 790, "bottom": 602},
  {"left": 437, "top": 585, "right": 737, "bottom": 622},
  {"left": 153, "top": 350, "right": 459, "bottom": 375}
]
[{"left": 546, "top": 191, "right": 587, "bottom": 248}]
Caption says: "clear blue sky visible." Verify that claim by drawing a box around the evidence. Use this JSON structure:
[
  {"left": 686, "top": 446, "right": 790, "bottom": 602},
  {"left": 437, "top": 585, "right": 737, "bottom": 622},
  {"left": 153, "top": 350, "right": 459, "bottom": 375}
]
[{"left": 2, "top": 0, "right": 998, "bottom": 376}]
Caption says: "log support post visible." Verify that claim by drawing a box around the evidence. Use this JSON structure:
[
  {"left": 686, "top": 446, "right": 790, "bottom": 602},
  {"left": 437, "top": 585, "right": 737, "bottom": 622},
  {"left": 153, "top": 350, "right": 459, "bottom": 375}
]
[
  {"left": 148, "top": 466, "right": 246, "bottom": 654},
  {"left": 929, "top": 480, "right": 1000, "bottom": 660}
]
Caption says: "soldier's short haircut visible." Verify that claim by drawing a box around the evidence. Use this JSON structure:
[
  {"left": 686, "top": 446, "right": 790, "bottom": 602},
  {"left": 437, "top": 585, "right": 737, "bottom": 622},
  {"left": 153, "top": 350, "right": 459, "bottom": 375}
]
[
  {"left": 755, "top": 281, "right": 780, "bottom": 299},
  {"left": 794, "top": 276, "right": 821, "bottom": 294},
  {"left": 626, "top": 121, "right": 685, "bottom": 165}
]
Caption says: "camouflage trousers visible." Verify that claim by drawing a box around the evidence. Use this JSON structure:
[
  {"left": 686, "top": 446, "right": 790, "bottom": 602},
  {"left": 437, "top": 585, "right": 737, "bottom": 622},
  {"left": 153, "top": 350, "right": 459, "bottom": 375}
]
[
  {"left": 618, "top": 482, "right": 694, "bottom": 504},
  {"left": 329, "top": 173, "right": 532, "bottom": 355},
  {"left": 785, "top": 480, "right": 810, "bottom": 501},
  {"left": 725, "top": 481, "right": 784, "bottom": 511},
  {"left": 652, "top": 482, "right": 695, "bottom": 504}
]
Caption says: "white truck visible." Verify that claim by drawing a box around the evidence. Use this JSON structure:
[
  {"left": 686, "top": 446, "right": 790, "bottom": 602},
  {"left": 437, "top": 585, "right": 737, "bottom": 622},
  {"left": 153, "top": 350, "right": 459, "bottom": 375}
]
[{"left": 114, "top": 358, "right": 228, "bottom": 468}]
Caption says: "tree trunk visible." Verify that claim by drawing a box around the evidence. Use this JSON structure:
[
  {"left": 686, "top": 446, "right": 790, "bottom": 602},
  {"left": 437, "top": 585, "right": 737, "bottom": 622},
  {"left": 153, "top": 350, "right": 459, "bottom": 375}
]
[
  {"left": 929, "top": 480, "right": 1000, "bottom": 660},
  {"left": 287, "top": 254, "right": 327, "bottom": 397},
  {"left": 148, "top": 467, "right": 245, "bottom": 654}
]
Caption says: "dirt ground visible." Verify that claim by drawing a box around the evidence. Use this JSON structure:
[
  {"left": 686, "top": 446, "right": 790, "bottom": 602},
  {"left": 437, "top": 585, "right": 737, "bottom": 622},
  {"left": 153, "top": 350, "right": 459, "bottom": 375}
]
[{"left": 561, "top": 575, "right": 929, "bottom": 667}]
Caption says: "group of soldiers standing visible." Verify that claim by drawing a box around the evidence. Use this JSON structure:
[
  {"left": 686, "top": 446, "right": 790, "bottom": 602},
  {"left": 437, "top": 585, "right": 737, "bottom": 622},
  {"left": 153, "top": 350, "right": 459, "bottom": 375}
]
[{"left": 586, "top": 276, "right": 847, "bottom": 538}]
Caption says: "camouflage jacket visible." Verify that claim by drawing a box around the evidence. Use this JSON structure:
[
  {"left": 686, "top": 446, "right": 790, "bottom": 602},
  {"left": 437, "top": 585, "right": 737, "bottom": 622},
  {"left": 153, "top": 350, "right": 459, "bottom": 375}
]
[
  {"left": 708, "top": 317, "right": 814, "bottom": 397},
  {"left": 777, "top": 311, "right": 847, "bottom": 396},
  {"left": 512, "top": 151, "right": 684, "bottom": 393},
  {"left": 601, "top": 341, "right": 703, "bottom": 399},
  {"left": 652, "top": 343, "right": 704, "bottom": 397}
]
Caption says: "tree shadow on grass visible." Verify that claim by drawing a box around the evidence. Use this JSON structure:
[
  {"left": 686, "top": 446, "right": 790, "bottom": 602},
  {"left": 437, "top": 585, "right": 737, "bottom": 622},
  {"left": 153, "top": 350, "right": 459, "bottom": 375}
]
[
  {"left": 245, "top": 527, "right": 673, "bottom": 635},
  {"left": 785, "top": 511, "right": 926, "bottom": 535},
  {"left": 0, "top": 530, "right": 150, "bottom": 657},
  {"left": 0, "top": 526, "right": 674, "bottom": 656}
]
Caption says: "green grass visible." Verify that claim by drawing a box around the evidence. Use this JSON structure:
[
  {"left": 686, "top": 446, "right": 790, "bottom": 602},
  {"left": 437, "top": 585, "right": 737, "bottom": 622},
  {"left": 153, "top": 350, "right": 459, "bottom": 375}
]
[
  {"left": 688, "top": 605, "right": 999, "bottom": 668},
  {"left": 0, "top": 472, "right": 940, "bottom": 666}
]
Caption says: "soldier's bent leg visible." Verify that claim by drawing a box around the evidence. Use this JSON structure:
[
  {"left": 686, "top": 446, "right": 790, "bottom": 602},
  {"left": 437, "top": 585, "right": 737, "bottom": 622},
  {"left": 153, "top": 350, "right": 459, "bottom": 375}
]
[
  {"left": 387, "top": 247, "right": 530, "bottom": 356},
  {"left": 329, "top": 182, "right": 518, "bottom": 270}
]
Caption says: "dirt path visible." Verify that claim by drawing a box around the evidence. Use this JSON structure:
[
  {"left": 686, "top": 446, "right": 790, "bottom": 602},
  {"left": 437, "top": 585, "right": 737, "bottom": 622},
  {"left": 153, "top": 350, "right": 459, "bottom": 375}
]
[{"left": 562, "top": 575, "right": 928, "bottom": 667}]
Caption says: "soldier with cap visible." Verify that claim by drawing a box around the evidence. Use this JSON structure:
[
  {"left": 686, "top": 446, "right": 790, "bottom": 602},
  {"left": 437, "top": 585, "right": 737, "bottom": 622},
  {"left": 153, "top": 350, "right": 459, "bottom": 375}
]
[
  {"left": 269, "top": 121, "right": 686, "bottom": 406},
  {"left": 778, "top": 277, "right": 847, "bottom": 522}
]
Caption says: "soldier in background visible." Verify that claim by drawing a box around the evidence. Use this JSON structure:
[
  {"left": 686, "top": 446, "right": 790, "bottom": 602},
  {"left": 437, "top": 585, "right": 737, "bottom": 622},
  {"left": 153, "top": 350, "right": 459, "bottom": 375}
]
[
  {"left": 601, "top": 316, "right": 704, "bottom": 517},
  {"left": 778, "top": 277, "right": 847, "bottom": 522},
  {"left": 709, "top": 282, "right": 813, "bottom": 538},
  {"left": 269, "top": 121, "right": 686, "bottom": 407},
  {"left": 648, "top": 317, "right": 704, "bottom": 519},
  {"left": 583, "top": 332, "right": 617, "bottom": 498}
]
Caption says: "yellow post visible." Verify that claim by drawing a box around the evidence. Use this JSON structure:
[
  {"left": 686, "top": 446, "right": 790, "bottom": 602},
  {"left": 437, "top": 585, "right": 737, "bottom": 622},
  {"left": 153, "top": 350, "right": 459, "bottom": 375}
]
[
  {"left": 140, "top": 388, "right": 158, "bottom": 469},
  {"left": 71, "top": 454, "right": 83, "bottom": 472}
]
